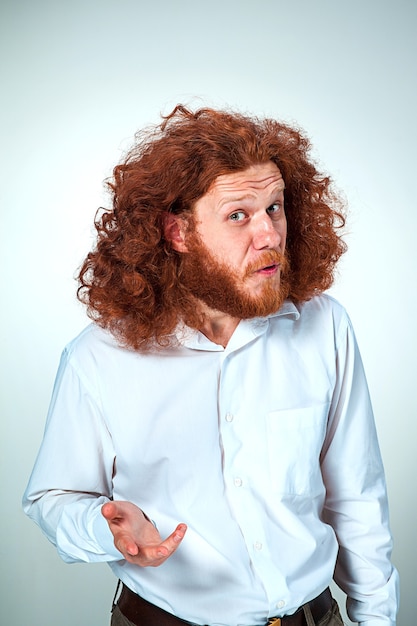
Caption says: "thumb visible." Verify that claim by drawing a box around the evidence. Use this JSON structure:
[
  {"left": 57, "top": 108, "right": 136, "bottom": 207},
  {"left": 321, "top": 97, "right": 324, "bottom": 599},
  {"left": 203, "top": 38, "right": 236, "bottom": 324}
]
[{"left": 101, "top": 501, "right": 120, "bottom": 521}]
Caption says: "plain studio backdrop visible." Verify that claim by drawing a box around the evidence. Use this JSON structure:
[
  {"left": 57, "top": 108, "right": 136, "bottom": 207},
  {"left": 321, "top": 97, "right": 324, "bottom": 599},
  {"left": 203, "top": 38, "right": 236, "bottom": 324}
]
[{"left": 1, "top": 1, "right": 415, "bottom": 624}]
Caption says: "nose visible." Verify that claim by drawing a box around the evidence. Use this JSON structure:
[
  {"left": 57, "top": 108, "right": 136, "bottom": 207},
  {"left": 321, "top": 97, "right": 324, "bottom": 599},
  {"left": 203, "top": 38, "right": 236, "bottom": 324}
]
[{"left": 251, "top": 214, "right": 282, "bottom": 251}]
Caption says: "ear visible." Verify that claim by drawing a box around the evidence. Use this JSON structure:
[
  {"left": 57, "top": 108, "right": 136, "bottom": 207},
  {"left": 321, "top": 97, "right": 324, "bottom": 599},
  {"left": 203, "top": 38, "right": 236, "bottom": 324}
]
[{"left": 162, "top": 212, "right": 189, "bottom": 253}]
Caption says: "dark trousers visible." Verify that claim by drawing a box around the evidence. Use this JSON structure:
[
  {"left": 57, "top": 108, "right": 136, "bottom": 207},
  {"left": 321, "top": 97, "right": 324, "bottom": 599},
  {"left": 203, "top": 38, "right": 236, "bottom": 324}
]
[{"left": 110, "top": 590, "right": 344, "bottom": 626}]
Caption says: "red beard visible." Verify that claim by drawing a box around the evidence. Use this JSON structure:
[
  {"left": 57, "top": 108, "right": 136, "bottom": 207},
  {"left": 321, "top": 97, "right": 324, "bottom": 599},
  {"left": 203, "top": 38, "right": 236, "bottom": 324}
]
[{"left": 180, "top": 234, "right": 290, "bottom": 319}]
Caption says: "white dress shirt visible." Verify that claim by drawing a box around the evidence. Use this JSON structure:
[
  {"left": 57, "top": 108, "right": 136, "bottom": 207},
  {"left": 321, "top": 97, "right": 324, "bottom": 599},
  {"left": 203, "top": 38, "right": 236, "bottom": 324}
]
[{"left": 23, "top": 295, "right": 399, "bottom": 625}]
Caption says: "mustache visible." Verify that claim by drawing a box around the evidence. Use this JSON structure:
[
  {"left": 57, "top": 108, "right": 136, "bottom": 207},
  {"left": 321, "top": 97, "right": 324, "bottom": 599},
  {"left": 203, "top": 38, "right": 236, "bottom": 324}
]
[{"left": 244, "top": 250, "right": 288, "bottom": 277}]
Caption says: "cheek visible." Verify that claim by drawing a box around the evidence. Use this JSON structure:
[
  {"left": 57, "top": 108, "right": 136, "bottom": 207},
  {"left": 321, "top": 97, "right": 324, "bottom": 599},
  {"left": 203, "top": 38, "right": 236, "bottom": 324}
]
[{"left": 205, "top": 230, "right": 245, "bottom": 257}]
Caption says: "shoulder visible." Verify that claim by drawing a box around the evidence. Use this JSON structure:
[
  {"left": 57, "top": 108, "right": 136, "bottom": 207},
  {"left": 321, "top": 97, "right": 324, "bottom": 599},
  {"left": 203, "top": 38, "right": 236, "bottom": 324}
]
[
  {"left": 54, "top": 324, "right": 146, "bottom": 398},
  {"left": 270, "top": 294, "right": 353, "bottom": 346},
  {"left": 64, "top": 323, "right": 116, "bottom": 353},
  {"left": 297, "top": 293, "right": 348, "bottom": 320},
  {"left": 297, "top": 294, "right": 354, "bottom": 347},
  {"left": 273, "top": 293, "right": 349, "bottom": 325},
  {"left": 61, "top": 323, "right": 132, "bottom": 370}
]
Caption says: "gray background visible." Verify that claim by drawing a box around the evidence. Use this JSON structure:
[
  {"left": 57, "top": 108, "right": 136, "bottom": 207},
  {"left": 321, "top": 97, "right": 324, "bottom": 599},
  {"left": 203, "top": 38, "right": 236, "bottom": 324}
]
[{"left": 1, "top": 1, "right": 415, "bottom": 624}]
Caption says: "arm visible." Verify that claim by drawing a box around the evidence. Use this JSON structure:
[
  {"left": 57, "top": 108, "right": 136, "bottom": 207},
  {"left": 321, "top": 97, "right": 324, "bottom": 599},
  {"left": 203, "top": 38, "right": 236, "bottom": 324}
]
[
  {"left": 23, "top": 346, "right": 186, "bottom": 565},
  {"left": 321, "top": 315, "right": 399, "bottom": 624}
]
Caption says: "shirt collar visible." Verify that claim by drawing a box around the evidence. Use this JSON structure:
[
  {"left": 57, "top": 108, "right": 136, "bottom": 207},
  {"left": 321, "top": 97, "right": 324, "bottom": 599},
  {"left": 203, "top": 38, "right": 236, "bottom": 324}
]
[
  {"left": 268, "top": 299, "right": 300, "bottom": 320},
  {"left": 175, "top": 300, "right": 300, "bottom": 351}
]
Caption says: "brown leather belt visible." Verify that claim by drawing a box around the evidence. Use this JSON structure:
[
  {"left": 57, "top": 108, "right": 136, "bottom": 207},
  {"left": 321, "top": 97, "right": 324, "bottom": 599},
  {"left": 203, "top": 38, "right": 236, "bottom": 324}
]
[{"left": 116, "top": 584, "right": 332, "bottom": 626}]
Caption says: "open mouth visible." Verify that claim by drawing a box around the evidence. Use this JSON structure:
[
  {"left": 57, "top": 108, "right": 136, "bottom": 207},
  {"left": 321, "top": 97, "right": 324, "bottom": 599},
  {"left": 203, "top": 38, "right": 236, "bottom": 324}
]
[
  {"left": 244, "top": 251, "right": 284, "bottom": 279},
  {"left": 257, "top": 263, "right": 279, "bottom": 274}
]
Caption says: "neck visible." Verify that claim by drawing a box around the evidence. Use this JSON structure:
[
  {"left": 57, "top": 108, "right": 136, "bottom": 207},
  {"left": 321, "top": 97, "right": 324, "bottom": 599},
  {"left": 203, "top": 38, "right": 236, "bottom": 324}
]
[{"left": 196, "top": 302, "right": 240, "bottom": 348}]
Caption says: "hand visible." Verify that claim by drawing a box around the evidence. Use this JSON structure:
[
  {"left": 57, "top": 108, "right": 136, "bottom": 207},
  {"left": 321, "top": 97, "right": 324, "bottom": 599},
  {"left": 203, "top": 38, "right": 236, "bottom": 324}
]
[{"left": 101, "top": 501, "right": 187, "bottom": 567}]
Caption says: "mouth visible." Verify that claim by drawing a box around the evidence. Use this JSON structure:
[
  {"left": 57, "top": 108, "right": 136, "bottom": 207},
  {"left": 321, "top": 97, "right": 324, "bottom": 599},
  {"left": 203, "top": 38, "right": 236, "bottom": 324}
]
[
  {"left": 244, "top": 251, "right": 286, "bottom": 280},
  {"left": 256, "top": 263, "right": 279, "bottom": 275}
]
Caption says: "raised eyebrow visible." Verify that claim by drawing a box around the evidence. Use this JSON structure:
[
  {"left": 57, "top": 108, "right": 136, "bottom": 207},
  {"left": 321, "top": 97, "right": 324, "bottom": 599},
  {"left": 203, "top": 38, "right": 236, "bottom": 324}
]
[
  {"left": 269, "top": 188, "right": 286, "bottom": 205},
  {"left": 220, "top": 194, "right": 255, "bottom": 207},
  {"left": 268, "top": 182, "right": 286, "bottom": 200},
  {"left": 220, "top": 185, "right": 286, "bottom": 210}
]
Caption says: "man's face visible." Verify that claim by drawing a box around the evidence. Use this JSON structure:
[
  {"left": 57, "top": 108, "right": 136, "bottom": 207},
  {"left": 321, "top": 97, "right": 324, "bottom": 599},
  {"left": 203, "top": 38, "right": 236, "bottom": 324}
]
[{"left": 179, "top": 162, "right": 289, "bottom": 319}]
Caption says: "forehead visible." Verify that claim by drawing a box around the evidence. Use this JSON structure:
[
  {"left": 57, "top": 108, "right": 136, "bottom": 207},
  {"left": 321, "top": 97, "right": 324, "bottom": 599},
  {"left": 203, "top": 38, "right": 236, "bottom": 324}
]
[{"left": 206, "top": 162, "right": 284, "bottom": 202}]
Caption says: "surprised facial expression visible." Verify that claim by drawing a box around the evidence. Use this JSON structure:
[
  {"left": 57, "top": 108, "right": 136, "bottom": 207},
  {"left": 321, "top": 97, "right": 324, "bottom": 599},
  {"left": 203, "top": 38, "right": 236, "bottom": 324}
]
[{"left": 176, "top": 162, "right": 289, "bottom": 319}]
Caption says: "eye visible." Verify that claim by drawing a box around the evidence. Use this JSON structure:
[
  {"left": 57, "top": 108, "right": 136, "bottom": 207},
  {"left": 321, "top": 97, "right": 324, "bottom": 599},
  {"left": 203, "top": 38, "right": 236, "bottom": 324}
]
[
  {"left": 266, "top": 203, "right": 282, "bottom": 218},
  {"left": 229, "top": 210, "right": 247, "bottom": 222}
]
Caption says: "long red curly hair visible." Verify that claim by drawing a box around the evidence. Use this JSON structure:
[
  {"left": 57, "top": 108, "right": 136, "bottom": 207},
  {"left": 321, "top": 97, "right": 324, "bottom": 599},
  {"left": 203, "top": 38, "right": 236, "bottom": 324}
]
[{"left": 77, "top": 105, "right": 347, "bottom": 350}]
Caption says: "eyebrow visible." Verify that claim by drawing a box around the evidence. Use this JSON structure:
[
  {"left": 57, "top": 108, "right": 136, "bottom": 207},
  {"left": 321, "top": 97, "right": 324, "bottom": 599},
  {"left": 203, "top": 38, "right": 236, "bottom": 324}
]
[{"left": 219, "top": 184, "right": 285, "bottom": 208}]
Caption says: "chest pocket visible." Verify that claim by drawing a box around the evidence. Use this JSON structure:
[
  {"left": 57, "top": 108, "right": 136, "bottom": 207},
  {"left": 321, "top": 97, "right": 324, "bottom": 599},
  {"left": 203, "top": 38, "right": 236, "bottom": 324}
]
[{"left": 267, "top": 404, "right": 329, "bottom": 495}]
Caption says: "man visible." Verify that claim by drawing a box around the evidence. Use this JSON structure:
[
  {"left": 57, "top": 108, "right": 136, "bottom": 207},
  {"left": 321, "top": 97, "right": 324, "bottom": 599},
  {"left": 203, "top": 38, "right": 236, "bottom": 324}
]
[{"left": 23, "top": 105, "right": 399, "bottom": 625}]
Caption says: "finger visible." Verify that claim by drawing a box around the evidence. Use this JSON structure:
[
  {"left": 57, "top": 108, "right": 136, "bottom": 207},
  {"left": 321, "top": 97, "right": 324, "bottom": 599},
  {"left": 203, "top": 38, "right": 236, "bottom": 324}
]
[
  {"left": 101, "top": 501, "right": 120, "bottom": 521},
  {"left": 127, "top": 524, "right": 187, "bottom": 566},
  {"left": 158, "top": 523, "right": 188, "bottom": 555},
  {"left": 114, "top": 532, "right": 140, "bottom": 558}
]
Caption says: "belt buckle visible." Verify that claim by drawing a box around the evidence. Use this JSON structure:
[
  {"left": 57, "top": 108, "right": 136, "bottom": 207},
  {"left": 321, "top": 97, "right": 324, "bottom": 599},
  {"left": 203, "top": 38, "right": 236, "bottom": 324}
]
[{"left": 267, "top": 619, "right": 281, "bottom": 626}]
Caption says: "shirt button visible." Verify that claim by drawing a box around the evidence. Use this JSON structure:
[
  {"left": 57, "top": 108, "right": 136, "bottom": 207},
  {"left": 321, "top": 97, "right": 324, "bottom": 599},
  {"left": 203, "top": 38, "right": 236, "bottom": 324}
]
[
  {"left": 254, "top": 541, "right": 263, "bottom": 550},
  {"left": 276, "top": 600, "right": 286, "bottom": 610},
  {"left": 233, "top": 477, "right": 243, "bottom": 487},
  {"left": 225, "top": 412, "right": 234, "bottom": 422}
]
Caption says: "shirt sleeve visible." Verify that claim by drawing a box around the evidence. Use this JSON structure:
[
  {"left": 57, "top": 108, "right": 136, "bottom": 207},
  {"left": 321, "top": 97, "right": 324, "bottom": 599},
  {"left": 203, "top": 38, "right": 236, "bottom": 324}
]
[
  {"left": 22, "top": 348, "right": 122, "bottom": 563},
  {"left": 321, "top": 314, "right": 399, "bottom": 625}
]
